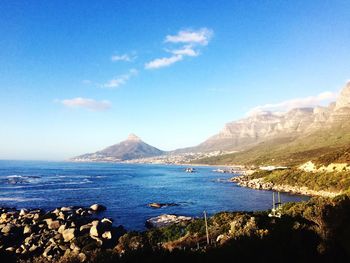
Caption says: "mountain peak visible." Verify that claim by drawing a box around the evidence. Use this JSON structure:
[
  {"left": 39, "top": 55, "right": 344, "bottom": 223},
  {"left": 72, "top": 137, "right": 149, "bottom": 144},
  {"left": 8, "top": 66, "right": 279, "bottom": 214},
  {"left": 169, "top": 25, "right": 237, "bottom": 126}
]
[
  {"left": 335, "top": 81, "right": 350, "bottom": 110},
  {"left": 71, "top": 133, "right": 164, "bottom": 162},
  {"left": 127, "top": 133, "right": 141, "bottom": 141}
]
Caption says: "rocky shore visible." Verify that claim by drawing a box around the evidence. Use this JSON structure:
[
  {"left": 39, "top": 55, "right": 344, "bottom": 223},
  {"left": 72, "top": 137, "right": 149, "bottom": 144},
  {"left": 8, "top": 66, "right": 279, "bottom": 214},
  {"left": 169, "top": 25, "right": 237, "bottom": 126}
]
[
  {"left": 146, "top": 214, "right": 192, "bottom": 228},
  {"left": 230, "top": 175, "right": 341, "bottom": 198},
  {"left": 0, "top": 204, "right": 126, "bottom": 262}
]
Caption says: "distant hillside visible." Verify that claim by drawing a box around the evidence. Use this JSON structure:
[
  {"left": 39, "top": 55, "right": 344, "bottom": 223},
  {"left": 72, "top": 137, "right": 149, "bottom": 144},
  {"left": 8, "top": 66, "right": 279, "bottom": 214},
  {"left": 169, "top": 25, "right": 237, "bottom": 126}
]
[
  {"left": 179, "top": 81, "right": 350, "bottom": 156},
  {"left": 71, "top": 134, "right": 165, "bottom": 162},
  {"left": 193, "top": 81, "right": 350, "bottom": 166},
  {"left": 193, "top": 123, "right": 350, "bottom": 166}
]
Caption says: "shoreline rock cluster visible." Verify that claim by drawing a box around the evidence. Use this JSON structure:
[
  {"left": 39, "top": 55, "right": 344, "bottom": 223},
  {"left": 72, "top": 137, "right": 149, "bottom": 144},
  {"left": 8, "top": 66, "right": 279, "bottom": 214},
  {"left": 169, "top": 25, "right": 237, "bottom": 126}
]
[
  {"left": 0, "top": 204, "right": 126, "bottom": 261},
  {"left": 230, "top": 175, "right": 340, "bottom": 198},
  {"left": 145, "top": 214, "right": 192, "bottom": 228}
]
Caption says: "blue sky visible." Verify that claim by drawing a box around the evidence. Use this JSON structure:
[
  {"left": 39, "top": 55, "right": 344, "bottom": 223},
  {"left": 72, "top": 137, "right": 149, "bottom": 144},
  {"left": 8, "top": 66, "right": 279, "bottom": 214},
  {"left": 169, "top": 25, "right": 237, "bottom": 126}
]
[{"left": 0, "top": 0, "right": 350, "bottom": 160}]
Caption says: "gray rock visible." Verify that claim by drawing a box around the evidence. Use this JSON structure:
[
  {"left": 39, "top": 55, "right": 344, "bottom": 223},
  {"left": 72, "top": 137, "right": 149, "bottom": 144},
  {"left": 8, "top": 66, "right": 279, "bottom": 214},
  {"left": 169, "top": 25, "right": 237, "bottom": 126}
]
[{"left": 146, "top": 214, "right": 192, "bottom": 228}]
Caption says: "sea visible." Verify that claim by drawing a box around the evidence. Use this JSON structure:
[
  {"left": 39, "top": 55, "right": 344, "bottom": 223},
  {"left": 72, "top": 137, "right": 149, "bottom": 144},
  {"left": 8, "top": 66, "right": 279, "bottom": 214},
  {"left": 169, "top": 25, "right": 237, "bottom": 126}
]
[{"left": 0, "top": 160, "right": 309, "bottom": 230}]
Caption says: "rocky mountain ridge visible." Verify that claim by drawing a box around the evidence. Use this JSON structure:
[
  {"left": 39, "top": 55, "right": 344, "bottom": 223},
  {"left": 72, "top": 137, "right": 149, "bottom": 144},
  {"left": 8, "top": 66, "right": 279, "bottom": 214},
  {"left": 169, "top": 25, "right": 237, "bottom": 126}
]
[{"left": 180, "top": 81, "right": 350, "bottom": 153}]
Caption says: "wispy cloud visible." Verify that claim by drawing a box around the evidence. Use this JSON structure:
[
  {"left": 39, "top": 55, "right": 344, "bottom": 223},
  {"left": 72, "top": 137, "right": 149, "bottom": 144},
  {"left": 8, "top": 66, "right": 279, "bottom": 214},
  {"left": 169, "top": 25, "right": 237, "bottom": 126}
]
[
  {"left": 168, "top": 45, "right": 199, "bottom": 57},
  {"left": 145, "top": 28, "right": 213, "bottom": 70},
  {"left": 103, "top": 69, "right": 138, "bottom": 88},
  {"left": 111, "top": 53, "right": 136, "bottom": 62},
  {"left": 165, "top": 28, "right": 213, "bottom": 45},
  {"left": 58, "top": 97, "right": 111, "bottom": 111},
  {"left": 247, "top": 91, "right": 338, "bottom": 115},
  {"left": 145, "top": 55, "right": 183, "bottom": 69}
]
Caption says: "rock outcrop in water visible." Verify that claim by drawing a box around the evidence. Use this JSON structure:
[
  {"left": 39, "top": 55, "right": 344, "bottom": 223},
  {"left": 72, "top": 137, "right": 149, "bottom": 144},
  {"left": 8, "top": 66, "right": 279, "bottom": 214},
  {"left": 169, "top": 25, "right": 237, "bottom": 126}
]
[{"left": 147, "top": 203, "right": 179, "bottom": 209}]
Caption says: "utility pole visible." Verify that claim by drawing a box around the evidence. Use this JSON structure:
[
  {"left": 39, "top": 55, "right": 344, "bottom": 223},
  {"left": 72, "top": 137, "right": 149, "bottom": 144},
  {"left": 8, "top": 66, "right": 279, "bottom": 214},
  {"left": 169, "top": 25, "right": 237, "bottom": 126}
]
[
  {"left": 204, "top": 211, "right": 210, "bottom": 245},
  {"left": 278, "top": 192, "right": 281, "bottom": 208}
]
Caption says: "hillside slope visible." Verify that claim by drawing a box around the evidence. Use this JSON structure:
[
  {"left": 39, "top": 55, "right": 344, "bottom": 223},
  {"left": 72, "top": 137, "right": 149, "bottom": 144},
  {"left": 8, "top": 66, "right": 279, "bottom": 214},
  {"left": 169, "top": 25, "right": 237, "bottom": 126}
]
[
  {"left": 71, "top": 134, "right": 165, "bottom": 162},
  {"left": 194, "top": 122, "right": 350, "bottom": 166}
]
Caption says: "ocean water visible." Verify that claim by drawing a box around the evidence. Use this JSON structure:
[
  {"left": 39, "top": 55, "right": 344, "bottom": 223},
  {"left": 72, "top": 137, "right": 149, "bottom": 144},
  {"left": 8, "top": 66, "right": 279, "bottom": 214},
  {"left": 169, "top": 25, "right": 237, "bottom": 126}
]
[{"left": 0, "top": 160, "right": 309, "bottom": 230}]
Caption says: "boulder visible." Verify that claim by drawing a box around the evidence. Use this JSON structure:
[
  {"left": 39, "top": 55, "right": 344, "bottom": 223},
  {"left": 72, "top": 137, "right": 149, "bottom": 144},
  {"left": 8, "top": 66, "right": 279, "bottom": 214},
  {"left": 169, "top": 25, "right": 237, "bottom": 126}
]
[
  {"left": 60, "top": 207, "right": 73, "bottom": 212},
  {"left": 148, "top": 202, "right": 179, "bottom": 209},
  {"left": 29, "top": 244, "right": 38, "bottom": 252},
  {"left": 1, "top": 213, "right": 8, "bottom": 220},
  {"left": 43, "top": 244, "right": 55, "bottom": 258},
  {"left": 90, "top": 224, "right": 99, "bottom": 237},
  {"left": 62, "top": 228, "right": 76, "bottom": 242},
  {"left": 80, "top": 224, "right": 92, "bottom": 233},
  {"left": 58, "top": 224, "right": 66, "bottom": 234},
  {"left": 1, "top": 223, "right": 14, "bottom": 234},
  {"left": 101, "top": 218, "right": 113, "bottom": 224},
  {"left": 145, "top": 214, "right": 192, "bottom": 228},
  {"left": 5, "top": 247, "right": 16, "bottom": 252},
  {"left": 78, "top": 252, "right": 87, "bottom": 262},
  {"left": 102, "top": 231, "right": 112, "bottom": 240},
  {"left": 19, "top": 209, "right": 28, "bottom": 216},
  {"left": 90, "top": 235, "right": 103, "bottom": 246},
  {"left": 90, "top": 204, "right": 106, "bottom": 212},
  {"left": 48, "top": 220, "right": 61, "bottom": 230},
  {"left": 23, "top": 225, "right": 32, "bottom": 234}
]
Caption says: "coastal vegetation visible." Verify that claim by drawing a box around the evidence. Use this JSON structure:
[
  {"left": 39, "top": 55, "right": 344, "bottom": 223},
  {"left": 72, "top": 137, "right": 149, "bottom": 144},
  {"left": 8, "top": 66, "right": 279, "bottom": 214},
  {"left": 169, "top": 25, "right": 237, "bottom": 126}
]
[
  {"left": 248, "top": 169, "right": 350, "bottom": 194},
  {"left": 1, "top": 195, "right": 350, "bottom": 262}
]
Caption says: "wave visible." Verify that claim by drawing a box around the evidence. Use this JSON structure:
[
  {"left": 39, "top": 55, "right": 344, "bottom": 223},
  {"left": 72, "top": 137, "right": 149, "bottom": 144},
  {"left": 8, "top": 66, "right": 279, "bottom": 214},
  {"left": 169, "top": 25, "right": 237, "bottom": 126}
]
[
  {"left": 0, "top": 197, "right": 44, "bottom": 202},
  {"left": 6, "top": 175, "right": 41, "bottom": 179},
  {"left": 0, "top": 175, "right": 41, "bottom": 185}
]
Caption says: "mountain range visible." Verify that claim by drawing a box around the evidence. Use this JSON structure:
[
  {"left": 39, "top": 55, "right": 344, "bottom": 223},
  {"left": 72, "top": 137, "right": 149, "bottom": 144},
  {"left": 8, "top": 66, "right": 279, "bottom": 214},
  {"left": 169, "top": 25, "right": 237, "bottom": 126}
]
[
  {"left": 72, "top": 81, "right": 350, "bottom": 165},
  {"left": 181, "top": 81, "right": 350, "bottom": 153}
]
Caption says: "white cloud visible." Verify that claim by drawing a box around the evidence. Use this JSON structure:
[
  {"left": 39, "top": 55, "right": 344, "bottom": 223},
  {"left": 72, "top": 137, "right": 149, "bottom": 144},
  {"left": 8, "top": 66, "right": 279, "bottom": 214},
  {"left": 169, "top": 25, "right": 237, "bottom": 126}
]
[
  {"left": 145, "top": 27, "right": 213, "bottom": 70},
  {"left": 145, "top": 55, "right": 183, "bottom": 69},
  {"left": 111, "top": 54, "right": 135, "bottom": 62},
  {"left": 168, "top": 45, "right": 199, "bottom": 57},
  {"left": 247, "top": 91, "right": 338, "bottom": 116},
  {"left": 103, "top": 69, "right": 138, "bottom": 88},
  {"left": 59, "top": 97, "right": 111, "bottom": 111},
  {"left": 165, "top": 28, "right": 213, "bottom": 46}
]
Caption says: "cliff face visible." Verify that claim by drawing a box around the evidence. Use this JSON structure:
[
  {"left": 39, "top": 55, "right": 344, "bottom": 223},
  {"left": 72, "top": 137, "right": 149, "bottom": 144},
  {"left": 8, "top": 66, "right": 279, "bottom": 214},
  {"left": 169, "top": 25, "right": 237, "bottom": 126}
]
[{"left": 184, "top": 81, "right": 350, "bottom": 153}]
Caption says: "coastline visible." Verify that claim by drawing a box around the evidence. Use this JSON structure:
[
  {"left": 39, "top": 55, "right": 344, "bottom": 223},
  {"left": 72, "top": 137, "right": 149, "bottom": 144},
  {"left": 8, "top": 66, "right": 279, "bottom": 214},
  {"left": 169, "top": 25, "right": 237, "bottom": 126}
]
[{"left": 230, "top": 175, "right": 341, "bottom": 198}]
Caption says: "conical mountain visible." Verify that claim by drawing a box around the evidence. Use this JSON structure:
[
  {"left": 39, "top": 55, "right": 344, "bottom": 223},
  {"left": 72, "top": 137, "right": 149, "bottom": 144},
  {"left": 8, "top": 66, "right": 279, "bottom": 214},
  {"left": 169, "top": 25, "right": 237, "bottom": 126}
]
[{"left": 71, "top": 134, "right": 164, "bottom": 162}]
